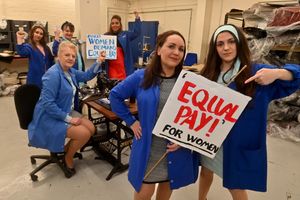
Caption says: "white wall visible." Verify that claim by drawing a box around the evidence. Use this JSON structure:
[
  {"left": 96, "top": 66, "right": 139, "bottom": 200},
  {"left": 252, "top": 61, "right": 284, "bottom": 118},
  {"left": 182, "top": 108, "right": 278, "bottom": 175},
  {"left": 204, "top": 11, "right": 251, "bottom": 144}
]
[{"left": 0, "top": 0, "right": 77, "bottom": 37}]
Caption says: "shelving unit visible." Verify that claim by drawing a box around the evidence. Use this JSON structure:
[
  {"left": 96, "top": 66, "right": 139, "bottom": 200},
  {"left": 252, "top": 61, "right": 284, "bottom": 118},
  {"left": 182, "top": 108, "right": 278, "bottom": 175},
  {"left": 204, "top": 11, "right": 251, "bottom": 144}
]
[
  {"left": 272, "top": 44, "right": 300, "bottom": 52},
  {"left": 0, "top": 19, "right": 13, "bottom": 52}
]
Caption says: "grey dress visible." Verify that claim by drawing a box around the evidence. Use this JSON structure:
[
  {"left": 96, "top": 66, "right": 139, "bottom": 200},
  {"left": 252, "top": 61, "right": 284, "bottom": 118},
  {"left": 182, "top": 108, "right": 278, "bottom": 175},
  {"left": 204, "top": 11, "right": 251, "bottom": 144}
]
[{"left": 143, "top": 76, "right": 177, "bottom": 183}]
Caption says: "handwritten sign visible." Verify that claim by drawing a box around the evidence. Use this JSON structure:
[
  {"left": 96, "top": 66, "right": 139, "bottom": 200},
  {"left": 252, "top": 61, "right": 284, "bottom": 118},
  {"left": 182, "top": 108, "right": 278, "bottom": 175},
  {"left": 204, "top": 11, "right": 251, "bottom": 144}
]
[
  {"left": 152, "top": 70, "right": 251, "bottom": 158},
  {"left": 86, "top": 34, "right": 117, "bottom": 59}
]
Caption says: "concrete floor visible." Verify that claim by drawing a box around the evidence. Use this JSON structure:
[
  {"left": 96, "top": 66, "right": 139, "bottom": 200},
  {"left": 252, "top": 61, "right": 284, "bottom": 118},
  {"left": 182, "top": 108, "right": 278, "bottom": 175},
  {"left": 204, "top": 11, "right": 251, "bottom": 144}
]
[{"left": 0, "top": 96, "right": 300, "bottom": 200}]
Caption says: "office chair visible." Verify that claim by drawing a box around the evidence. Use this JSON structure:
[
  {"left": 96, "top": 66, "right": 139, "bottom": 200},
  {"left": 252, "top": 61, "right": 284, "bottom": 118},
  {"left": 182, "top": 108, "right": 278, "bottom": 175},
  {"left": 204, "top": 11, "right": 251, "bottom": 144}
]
[
  {"left": 183, "top": 52, "right": 198, "bottom": 66},
  {"left": 14, "top": 84, "right": 82, "bottom": 181}
]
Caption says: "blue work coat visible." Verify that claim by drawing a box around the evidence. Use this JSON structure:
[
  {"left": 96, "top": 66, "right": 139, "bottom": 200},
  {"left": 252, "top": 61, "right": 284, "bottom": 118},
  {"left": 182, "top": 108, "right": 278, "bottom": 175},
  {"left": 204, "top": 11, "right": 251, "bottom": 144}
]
[
  {"left": 105, "top": 18, "right": 141, "bottom": 76},
  {"left": 28, "top": 62, "right": 100, "bottom": 152},
  {"left": 109, "top": 69, "right": 199, "bottom": 192},
  {"left": 222, "top": 63, "right": 300, "bottom": 192},
  {"left": 16, "top": 43, "right": 54, "bottom": 88}
]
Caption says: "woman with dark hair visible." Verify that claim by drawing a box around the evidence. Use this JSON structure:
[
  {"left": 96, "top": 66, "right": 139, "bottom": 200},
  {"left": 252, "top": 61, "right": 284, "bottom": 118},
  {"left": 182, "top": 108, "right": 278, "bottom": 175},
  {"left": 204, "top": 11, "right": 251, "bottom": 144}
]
[
  {"left": 104, "top": 12, "right": 141, "bottom": 80},
  {"left": 198, "top": 24, "right": 300, "bottom": 200},
  {"left": 16, "top": 24, "right": 54, "bottom": 88},
  {"left": 52, "top": 21, "right": 85, "bottom": 71},
  {"left": 109, "top": 30, "right": 199, "bottom": 200}
]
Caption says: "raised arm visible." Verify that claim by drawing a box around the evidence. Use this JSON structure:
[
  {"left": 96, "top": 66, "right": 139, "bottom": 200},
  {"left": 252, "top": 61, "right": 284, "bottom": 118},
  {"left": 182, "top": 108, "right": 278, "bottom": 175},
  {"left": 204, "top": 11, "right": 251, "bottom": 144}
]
[
  {"left": 74, "top": 51, "right": 106, "bottom": 82},
  {"left": 127, "top": 11, "right": 142, "bottom": 41},
  {"left": 15, "top": 31, "right": 31, "bottom": 57},
  {"left": 52, "top": 28, "right": 61, "bottom": 56}
]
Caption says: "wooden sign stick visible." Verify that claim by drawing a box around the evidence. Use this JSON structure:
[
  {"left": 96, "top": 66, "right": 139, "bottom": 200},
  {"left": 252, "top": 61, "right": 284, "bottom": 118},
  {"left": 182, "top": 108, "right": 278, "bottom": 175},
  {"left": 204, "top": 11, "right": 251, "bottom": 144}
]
[
  {"left": 226, "top": 65, "right": 247, "bottom": 87},
  {"left": 144, "top": 152, "right": 168, "bottom": 180}
]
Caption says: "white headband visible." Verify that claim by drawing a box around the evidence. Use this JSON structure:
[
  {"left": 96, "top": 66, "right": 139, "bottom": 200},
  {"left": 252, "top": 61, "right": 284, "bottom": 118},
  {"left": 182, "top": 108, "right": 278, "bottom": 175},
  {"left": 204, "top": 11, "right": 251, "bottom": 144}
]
[{"left": 213, "top": 24, "right": 239, "bottom": 42}]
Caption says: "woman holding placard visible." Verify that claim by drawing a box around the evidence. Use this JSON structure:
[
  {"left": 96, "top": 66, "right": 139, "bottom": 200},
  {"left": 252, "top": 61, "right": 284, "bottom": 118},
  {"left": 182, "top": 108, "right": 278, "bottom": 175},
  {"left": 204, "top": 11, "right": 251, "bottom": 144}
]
[
  {"left": 104, "top": 11, "right": 141, "bottom": 80},
  {"left": 109, "top": 30, "right": 199, "bottom": 200},
  {"left": 198, "top": 24, "right": 300, "bottom": 200}
]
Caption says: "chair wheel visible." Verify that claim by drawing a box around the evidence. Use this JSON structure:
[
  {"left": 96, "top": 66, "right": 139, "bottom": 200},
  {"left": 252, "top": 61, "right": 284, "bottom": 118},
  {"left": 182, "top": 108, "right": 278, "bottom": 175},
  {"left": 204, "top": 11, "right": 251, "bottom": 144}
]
[
  {"left": 31, "top": 174, "right": 38, "bottom": 181},
  {"left": 30, "top": 157, "right": 36, "bottom": 164}
]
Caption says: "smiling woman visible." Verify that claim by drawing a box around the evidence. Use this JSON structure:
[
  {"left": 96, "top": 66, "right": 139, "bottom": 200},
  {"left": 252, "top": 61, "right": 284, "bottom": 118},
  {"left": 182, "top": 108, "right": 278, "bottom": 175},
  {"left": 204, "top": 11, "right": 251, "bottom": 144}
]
[
  {"left": 15, "top": 24, "right": 54, "bottom": 88},
  {"left": 57, "top": 41, "right": 77, "bottom": 71},
  {"left": 109, "top": 30, "right": 199, "bottom": 200},
  {"left": 103, "top": 11, "right": 141, "bottom": 80},
  {"left": 198, "top": 24, "right": 300, "bottom": 200},
  {"left": 27, "top": 41, "right": 106, "bottom": 177}
]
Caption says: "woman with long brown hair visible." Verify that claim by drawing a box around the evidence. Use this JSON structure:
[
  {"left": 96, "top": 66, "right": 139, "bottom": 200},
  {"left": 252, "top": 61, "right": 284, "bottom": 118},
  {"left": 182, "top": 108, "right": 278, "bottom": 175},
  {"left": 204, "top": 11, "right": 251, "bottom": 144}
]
[
  {"left": 110, "top": 30, "right": 199, "bottom": 200},
  {"left": 198, "top": 24, "right": 300, "bottom": 200},
  {"left": 104, "top": 12, "right": 141, "bottom": 80},
  {"left": 16, "top": 23, "right": 54, "bottom": 88}
]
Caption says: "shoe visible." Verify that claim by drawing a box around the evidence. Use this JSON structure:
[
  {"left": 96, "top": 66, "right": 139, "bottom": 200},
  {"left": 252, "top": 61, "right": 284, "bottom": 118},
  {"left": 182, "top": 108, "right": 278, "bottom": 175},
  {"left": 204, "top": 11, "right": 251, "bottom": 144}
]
[
  {"left": 64, "top": 166, "right": 76, "bottom": 178},
  {"left": 63, "top": 157, "right": 76, "bottom": 178},
  {"left": 65, "top": 165, "right": 76, "bottom": 175}
]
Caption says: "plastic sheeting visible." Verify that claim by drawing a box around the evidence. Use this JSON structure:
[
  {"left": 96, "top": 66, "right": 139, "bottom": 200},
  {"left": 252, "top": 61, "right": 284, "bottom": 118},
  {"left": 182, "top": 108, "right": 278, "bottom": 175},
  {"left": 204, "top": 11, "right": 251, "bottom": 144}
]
[
  {"left": 247, "top": 32, "right": 300, "bottom": 65},
  {"left": 242, "top": 2, "right": 300, "bottom": 65},
  {"left": 267, "top": 91, "right": 300, "bottom": 142}
]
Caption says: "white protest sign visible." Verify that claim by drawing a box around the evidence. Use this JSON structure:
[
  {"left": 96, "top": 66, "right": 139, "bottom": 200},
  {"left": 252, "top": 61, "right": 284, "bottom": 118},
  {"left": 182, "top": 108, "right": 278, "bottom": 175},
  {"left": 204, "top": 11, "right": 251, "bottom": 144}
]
[
  {"left": 153, "top": 70, "right": 251, "bottom": 158},
  {"left": 86, "top": 34, "right": 117, "bottom": 59}
]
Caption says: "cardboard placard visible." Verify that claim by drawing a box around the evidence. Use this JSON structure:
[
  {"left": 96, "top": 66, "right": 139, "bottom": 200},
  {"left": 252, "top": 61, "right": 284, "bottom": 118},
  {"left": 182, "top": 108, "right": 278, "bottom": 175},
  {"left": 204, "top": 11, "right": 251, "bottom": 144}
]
[{"left": 153, "top": 70, "right": 251, "bottom": 158}]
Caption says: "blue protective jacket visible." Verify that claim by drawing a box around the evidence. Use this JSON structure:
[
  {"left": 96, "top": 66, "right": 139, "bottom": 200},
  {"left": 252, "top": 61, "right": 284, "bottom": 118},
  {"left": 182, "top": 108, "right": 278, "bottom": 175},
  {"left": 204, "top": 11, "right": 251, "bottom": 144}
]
[
  {"left": 16, "top": 43, "right": 54, "bottom": 88},
  {"left": 222, "top": 63, "right": 300, "bottom": 192},
  {"left": 105, "top": 18, "right": 141, "bottom": 76},
  {"left": 109, "top": 69, "right": 199, "bottom": 192},
  {"left": 28, "top": 62, "right": 100, "bottom": 152}
]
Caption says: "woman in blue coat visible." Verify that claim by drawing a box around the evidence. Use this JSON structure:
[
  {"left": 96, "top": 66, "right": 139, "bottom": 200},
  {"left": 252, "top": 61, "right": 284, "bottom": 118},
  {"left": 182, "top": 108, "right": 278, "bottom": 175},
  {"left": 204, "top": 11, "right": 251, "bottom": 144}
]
[
  {"left": 16, "top": 24, "right": 54, "bottom": 88},
  {"left": 104, "top": 11, "right": 141, "bottom": 79},
  {"left": 110, "top": 30, "right": 199, "bottom": 200},
  {"left": 52, "top": 21, "right": 85, "bottom": 112},
  {"left": 52, "top": 21, "right": 85, "bottom": 71},
  {"left": 28, "top": 41, "right": 106, "bottom": 177},
  {"left": 198, "top": 24, "right": 300, "bottom": 200}
]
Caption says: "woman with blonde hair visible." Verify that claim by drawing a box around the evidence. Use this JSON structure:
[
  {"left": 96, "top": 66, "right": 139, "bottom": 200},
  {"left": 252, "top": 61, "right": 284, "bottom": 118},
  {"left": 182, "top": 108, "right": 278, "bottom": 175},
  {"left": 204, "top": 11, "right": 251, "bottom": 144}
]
[{"left": 28, "top": 41, "right": 105, "bottom": 177}]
